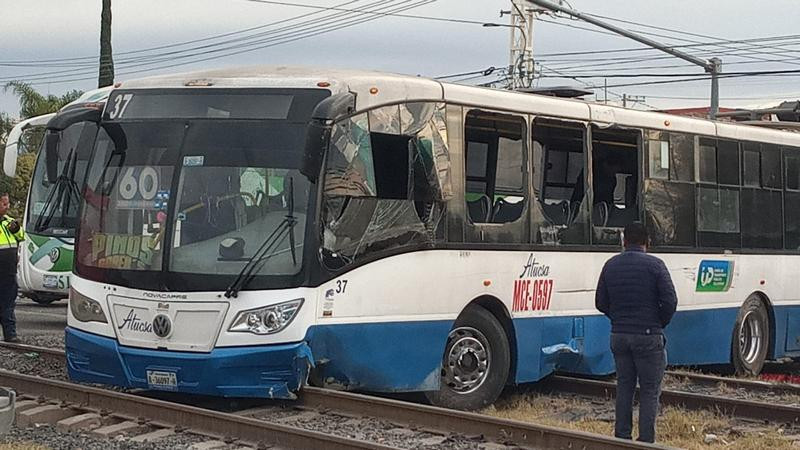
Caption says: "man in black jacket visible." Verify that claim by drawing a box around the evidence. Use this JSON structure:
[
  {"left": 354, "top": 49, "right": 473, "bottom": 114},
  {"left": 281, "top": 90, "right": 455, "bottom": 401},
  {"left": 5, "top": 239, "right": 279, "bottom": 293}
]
[{"left": 595, "top": 222, "right": 677, "bottom": 443}]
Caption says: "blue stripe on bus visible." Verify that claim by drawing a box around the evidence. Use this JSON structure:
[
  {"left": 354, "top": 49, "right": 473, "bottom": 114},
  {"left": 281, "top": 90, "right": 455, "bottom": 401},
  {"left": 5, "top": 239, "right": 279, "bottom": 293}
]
[
  {"left": 306, "top": 320, "right": 454, "bottom": 392},
  {"left": 65, "top": 327, "right": 313, "bottom": 398}
]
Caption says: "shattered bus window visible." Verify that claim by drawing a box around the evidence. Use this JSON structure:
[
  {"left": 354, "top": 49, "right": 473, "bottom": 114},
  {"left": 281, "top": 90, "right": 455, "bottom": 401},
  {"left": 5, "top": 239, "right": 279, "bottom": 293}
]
[
  {"left": 321, "top": 103, "right": 449, "bottom": 270},
  {"left": 323, "top": 113, "right": 376, "bottom": 197},
  {"left": 401, "top": 102, "right": 437, "bottom": 135},
  {"left": 368, "top": 105, "right": 401, "bottom": 135},
  {"left": 644, "top": 179, "right": 695, "bottom": 247}
]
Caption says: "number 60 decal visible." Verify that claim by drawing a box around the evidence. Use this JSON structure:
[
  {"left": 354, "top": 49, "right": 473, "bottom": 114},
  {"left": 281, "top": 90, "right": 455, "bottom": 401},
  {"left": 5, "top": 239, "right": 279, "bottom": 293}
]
[{"left": 119, "top": 167, "right": 159, "bottom": 200}]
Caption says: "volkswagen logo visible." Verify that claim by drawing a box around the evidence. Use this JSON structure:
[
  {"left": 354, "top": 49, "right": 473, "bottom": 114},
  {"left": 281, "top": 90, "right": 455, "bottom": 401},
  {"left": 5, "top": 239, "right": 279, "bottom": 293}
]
[
  {"left": 152, "top": 314, "right": 172, "bottom": 338},
  {"left": 48, "top": 247, "right": 60, "bottom": 264}
]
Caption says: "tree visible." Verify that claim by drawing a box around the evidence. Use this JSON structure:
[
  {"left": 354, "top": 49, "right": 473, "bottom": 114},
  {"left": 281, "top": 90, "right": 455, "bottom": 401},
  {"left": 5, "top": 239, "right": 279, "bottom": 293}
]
[
  {"left": 99, "top": 0, "right": 114, "bottom": 87},
  {"left": 4, "top": 82, "right": 83, "bottom": 121},
  {"left": 1, "top": 83, "right": 84, "bottom": 218}
]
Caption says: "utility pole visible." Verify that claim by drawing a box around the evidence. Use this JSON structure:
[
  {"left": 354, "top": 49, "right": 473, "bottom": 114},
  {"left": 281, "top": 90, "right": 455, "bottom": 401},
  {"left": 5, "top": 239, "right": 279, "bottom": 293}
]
[
  {"left": 98, "top": 0, "right": 114, "bottom": 88},
  {"left": 507, "top": 0, "right": 535, "bottom": 89},
  {"left": 525, "top": 0, "right": 722, "bottom": 119}
]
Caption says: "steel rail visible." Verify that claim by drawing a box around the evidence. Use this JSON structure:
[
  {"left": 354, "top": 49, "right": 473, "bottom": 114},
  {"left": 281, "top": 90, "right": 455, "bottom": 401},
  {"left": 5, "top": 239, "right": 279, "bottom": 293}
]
[
  {"left": 0, "top": 342, "right": 665, "bottom": 449},
  {"left": 0, "top": 341, "right": 66, "bottom": 363},
  {"left": 297, "top": 386, "right": 667, "bottom": 449},
  {"left": 0, "top": 370, "right": 395, "bottom": 450},
  {"left": 545, "top": 375, "right": 800, "bottom": 424},
  {"left": 666, "top": 370, "right": 800, "bottom": 396}
]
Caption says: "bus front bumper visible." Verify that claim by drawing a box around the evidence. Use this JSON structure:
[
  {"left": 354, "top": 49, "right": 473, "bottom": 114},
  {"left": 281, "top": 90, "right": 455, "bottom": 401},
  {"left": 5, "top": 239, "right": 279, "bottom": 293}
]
[{"left": 65, "top": 327, "right": 313, "bottom": 399}]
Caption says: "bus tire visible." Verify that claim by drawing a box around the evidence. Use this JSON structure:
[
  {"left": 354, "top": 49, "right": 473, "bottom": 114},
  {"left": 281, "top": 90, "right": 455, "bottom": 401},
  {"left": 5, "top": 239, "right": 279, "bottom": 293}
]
[
  {"left": 426, "top": 306, "right": 510, "bottom": 411},
  {"left": 731, "top": 295, "right": 769, "bottom": 376},
  {"left": 27, "top": 293, "right": 60, "bottom": 305}
]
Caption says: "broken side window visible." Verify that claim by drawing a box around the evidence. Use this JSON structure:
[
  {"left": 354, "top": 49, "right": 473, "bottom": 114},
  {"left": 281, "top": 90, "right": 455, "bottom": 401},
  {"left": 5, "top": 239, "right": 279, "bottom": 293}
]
[
  {"left": 531, "top": 118, "right": 589, "bottom": 245},
  {"left": 321, "top": 103, "right": 449, "bottom": 270},
  {"left": 463, "top": 110, "right": 526, "bottom": 226},
  {"left": 591, "top": 125, "right": 640, "bottom": 245}
]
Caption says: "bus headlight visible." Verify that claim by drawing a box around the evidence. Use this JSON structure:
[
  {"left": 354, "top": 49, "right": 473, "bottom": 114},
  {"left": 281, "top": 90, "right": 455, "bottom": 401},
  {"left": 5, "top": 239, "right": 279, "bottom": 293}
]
[
  {"left": 69, "top": 288, "right": 108, "bottom": 323},
  {"left": 229, "top": 299, "right": 303, "bottom": 335}
]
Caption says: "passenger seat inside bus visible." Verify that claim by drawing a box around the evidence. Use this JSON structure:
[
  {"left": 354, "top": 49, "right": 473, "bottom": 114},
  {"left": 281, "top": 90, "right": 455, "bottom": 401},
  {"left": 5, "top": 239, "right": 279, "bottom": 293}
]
[
  {"left": 492, "top": 197, "right": 524, "bottom": 223},
  {"left": 467, "top": 194, "right": 492, "bottom": 223}
]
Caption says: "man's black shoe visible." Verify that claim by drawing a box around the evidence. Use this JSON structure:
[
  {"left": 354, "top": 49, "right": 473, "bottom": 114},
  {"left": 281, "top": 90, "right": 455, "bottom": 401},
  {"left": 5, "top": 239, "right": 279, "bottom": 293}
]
[{"left": 4, "top": 337, "right": 21, "bottom": 343}]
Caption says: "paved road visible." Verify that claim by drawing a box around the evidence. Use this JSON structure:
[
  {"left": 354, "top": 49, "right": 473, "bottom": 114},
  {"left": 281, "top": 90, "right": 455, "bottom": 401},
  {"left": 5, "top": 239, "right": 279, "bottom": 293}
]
[{"left": 12, "top": 295, "right": 67, "bottom": 346}]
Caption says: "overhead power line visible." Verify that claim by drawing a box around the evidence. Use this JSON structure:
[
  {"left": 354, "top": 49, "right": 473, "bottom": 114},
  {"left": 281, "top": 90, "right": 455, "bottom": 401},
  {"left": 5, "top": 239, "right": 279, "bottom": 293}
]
[{"left": 1, "top": 0, "right": 440, "bottom": 85}]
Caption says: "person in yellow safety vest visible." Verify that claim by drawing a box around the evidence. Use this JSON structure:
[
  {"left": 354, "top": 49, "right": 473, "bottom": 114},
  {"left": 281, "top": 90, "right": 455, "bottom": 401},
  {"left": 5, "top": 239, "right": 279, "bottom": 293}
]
[{"left": 0, "top": 192, "right": 24, "bottom": 343}]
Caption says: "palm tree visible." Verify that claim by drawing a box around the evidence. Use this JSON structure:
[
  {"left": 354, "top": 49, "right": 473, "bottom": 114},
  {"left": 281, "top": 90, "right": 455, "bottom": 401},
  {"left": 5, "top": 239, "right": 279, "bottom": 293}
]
[
  {"left": 3, "top": 81, "right": 83, "bottom": 120},
  {"left": 99, "top": 0, "right": 114, "bottom": 87}
]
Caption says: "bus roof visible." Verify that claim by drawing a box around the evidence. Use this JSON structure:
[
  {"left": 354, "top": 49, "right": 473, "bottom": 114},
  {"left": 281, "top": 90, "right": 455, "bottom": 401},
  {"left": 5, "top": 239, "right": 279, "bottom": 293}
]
[
  {"left": 115, "top": 65, "right": 800, "bottom": 148},
  {"left": 2, "top": 86, "right": 112, "bottom": 177}
]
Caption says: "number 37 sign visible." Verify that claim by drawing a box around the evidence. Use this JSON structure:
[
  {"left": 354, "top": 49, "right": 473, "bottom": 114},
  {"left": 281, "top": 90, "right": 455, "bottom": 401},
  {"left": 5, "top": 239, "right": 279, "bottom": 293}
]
[{"left": 115, "top": 166, "right": 173, "bottom": 210}]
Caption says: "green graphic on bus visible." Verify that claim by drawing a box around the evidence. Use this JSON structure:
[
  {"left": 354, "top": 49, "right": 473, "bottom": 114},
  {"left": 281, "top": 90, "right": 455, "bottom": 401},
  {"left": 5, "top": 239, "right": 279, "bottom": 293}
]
[
  {"left": 27, "top": 234, "right": 74, "bottom": 272},
  {"left": 696, "top": 260, "right": 734, "bottom": 292}
]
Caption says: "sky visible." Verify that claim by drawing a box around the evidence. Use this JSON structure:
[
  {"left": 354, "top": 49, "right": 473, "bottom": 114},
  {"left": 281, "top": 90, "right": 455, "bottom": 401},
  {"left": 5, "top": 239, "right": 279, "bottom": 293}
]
[{"left": 2, "top": 0, "right": 800, "bottom": 118}]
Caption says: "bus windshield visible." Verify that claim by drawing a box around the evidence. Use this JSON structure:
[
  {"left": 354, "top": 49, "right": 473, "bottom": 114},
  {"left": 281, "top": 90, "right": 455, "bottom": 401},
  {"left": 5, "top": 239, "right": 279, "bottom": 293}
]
[
  {"left": 27, "top": 121, "right": 98, "bottom": 237},
  {"left": 75, "top": 93, "right": 323, "bottom": 291}
]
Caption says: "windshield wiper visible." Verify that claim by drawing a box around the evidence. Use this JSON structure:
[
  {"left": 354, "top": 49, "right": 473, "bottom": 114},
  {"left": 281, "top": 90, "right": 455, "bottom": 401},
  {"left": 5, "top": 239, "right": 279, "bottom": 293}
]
[
  {"left": 224, "top": 177, "right": 299, "bottom": 298},
  {"left": 34, "top": 150, "right": 80, "bottom": 233}
]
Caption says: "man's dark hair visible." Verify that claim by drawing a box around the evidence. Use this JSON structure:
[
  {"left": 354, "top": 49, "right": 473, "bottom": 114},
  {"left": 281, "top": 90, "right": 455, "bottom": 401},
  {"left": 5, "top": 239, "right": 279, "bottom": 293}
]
[
  {"left": 0, "top": 192, "right": 8, "bottom": 197},
  {"left": 623, "top": 222, "right": 648, "bottom": 247}
]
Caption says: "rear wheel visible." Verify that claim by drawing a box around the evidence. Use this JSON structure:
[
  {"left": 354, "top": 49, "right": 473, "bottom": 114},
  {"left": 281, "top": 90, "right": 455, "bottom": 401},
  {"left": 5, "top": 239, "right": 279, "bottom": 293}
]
[
  {"left": 731, "top": 295, "right": 770, "bottom": 376},
  {"left": 426, "top": 306, "right": 510, "bottom": 411}
]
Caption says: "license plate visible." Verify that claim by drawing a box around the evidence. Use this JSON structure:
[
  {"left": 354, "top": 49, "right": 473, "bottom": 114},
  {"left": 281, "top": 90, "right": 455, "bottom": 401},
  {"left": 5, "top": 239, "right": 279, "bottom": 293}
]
[
  {"left": 42, "top": 275, "right": 58, "bottom": 289},
  {"left": 146, "top": 370, "right": 177, "bottom": 389}
]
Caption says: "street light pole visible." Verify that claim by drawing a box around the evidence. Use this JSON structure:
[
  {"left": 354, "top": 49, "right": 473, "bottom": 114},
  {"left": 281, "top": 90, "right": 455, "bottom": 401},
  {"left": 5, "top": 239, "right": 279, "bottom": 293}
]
[{"left": 525, "top": 0, "right": 722, "bottom": 119}]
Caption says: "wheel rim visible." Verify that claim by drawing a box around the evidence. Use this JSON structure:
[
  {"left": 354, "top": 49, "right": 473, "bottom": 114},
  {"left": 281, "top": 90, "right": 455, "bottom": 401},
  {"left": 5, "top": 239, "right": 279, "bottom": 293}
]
[
  {"left": 739, "top": 310, "right": 763, "bottom": 365},
  {"left": 442, "top": 327, "right": 490, "bottom": 394}
]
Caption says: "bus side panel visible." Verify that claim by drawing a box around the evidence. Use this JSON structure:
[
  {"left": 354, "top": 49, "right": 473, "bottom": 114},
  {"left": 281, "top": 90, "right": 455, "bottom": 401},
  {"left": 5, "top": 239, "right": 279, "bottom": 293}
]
[
  {"left": 663, "top": 307, "right": 738, "bottom": 365},
  {"left": 513, "top": 315, "right": 615, "bottom": 383},
  {"left": 308, "top": 320, "right": 453, "bottom": 392},
  {"left": 776, "top": 306, "right": 800, "bottom": 356}
]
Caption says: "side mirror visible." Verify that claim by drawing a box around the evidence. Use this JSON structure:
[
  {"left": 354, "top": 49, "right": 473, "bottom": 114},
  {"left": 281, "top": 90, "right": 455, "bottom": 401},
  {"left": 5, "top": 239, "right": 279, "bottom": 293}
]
[
  {"left": 43, "top": 107, "right": 103, "bottom": 183},
  {"left": 44, "top": 131, "right": 60, "bottom": 183},
  {"left": 300, "top": 92, "right": 355, "bottom": 182},
  {"left": 301, "top": 122, "right": 330, "bottom": 182}
]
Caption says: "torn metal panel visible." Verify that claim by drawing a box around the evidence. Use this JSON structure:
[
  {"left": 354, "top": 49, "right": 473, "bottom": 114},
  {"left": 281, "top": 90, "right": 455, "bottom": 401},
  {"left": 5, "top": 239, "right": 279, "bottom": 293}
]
[
  {"left": 368, "top": 104, "right": 401, "bottom": 135},
  {"left": 400, "top": 102, "right": 436, "bottom": 135}
]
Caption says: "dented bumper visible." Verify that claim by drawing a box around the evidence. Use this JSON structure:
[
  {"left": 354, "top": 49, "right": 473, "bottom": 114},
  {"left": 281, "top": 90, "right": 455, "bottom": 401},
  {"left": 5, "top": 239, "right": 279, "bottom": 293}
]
[{"left": 65, "top": 327, "right": 313, "bottom": 399}]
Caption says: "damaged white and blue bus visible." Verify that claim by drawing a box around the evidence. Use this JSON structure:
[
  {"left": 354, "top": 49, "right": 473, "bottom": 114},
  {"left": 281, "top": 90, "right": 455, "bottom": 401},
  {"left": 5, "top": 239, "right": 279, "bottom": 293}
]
[
  {"left": 59, "top": 67, "right": 800, "bottom": 410},
  {"left": 2, "top": 87, "right": 110, "bottom": 304}
]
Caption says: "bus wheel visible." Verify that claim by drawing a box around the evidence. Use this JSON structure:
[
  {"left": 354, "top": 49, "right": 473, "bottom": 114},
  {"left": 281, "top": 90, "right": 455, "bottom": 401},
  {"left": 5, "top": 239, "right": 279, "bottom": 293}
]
[
  {"left": 731, "top": 296, "right": 769, "bottom": 376},
  {"left": 426, "top": 307, "right": 510, "bottom": 411},
  {"left": 27, "top": 293, "right": 59, "bottom": 305}
]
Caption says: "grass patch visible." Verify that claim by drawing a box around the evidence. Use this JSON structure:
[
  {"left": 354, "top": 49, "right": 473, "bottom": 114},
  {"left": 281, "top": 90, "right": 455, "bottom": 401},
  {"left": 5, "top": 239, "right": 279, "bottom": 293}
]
[{"left": 484, "top": 392, "right": 796, "bottom": 449}]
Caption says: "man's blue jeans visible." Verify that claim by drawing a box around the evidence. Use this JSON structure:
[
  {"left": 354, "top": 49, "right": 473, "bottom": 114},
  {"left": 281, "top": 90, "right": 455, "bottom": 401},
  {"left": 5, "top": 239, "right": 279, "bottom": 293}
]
[
  {"left": 610, "top": 332, "right": 667, "bottom": 443},
  {"left": 0, "top": 276, "right": 17, "bottom": 340}
]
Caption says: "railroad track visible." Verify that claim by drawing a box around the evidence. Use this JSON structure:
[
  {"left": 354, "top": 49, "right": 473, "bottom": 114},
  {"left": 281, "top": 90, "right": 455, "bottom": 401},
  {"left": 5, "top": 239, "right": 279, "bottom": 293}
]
[
  {"left": 0, "top": 341, "right": 66, "bottom": 364},
  {"left": 544, "top": 372, "right": 800, "bottom": 424},
  {"left": 0, "top": 342, "right": 662, "bottom": 449}
]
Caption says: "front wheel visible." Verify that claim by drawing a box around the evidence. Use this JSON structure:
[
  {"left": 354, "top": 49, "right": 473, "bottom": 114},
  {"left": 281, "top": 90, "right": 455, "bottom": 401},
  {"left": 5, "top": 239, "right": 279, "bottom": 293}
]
[
  {"left": 731, "top": 295, "right": 770, "bottom": 376},
  {"left": 26, "top": 293, "right": 61, "bottom": 305},
  {"left": 425, "top": 307, "right": 510, "bottom": 411}
]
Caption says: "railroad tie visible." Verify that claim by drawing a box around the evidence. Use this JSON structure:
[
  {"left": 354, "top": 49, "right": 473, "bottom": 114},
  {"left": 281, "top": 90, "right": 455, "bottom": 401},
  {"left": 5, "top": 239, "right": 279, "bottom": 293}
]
[
  {"left": 16, "top": 404, "right": 77, "bottom": 427},
  {"left": 129, "top": 428, "right": 176, "bottom": 443},
  {"left": 56, "top": 412, "right": 102, "bottom": 431},
  {"left": 12, "top": 400, "right": 41, "bottom": 414},
  {"left": 91, "top": 420, "right": 146, "bottom": 438},
  {"left": 188, "top": 441, "right": 229, "bottom": 450}
]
